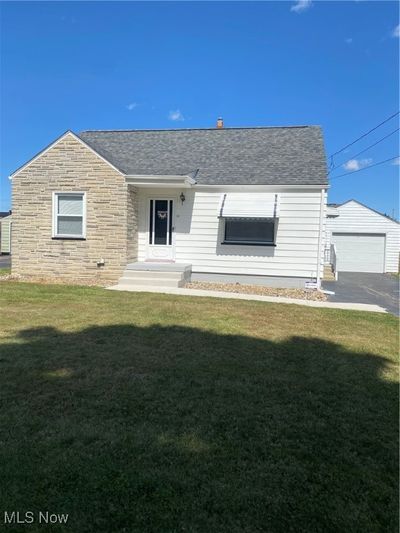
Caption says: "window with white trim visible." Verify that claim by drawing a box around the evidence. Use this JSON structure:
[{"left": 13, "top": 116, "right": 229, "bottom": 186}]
[{"left": 53, "top": 193, "right": 86, "bottom": 238}]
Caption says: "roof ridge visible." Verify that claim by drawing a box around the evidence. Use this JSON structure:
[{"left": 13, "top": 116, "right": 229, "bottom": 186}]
[{"left": 80, "top": 125, "right": 318, "bottom": 133}]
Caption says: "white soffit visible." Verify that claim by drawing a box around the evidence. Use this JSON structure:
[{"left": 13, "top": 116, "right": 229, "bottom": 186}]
[
  {"left": 219, "top": 193, "right": 280, "bottom": 218},
  {"left": 125, "top": 175, "right": 196, "bottom": 188}
]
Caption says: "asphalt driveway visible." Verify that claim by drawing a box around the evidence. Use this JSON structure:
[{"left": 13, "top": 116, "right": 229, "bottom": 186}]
[
  {"left": 323, "top": 272, "right": 399, "bottom": 316},
  {"left": 0, "top": 255, "right": 11, "bottom": 268}
]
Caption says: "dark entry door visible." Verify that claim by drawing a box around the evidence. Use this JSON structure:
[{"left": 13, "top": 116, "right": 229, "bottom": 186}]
[{"left": 147, "top": 199, "right": 174, "bottom": 260}]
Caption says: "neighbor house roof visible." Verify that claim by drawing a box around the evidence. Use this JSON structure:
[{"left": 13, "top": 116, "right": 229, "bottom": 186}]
[{"left": 78, "top": 126, "right": 328, "bottom": 186}]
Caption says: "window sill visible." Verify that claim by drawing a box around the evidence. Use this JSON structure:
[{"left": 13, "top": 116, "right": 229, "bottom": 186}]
[
  {"left": 52, "top": 236, "right": 86, "bottom": 241},
  {"left": 221, "top": 241, "right": 276, "bottom": 247}
]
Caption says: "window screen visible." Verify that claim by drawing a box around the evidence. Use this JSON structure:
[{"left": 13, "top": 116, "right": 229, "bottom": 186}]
[{"left": 224, "top": 218, "right": 275, "bottom": 244}]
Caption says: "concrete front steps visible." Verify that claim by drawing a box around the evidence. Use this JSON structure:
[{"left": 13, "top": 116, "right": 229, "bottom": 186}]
[
  {"left": 115, "top": 262, "right": 192, "bottom": 290},
  {"left": 323, "top": 265, "right": 336, "bottom": 281}
]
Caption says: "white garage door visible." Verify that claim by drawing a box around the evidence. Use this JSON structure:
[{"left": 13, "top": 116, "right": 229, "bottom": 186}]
[{"left": 332, "top": 233, "right": 385, "bottom": 273}]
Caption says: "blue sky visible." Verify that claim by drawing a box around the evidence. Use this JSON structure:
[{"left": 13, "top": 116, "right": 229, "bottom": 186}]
[{"left": 0, "top": 1, "right": 399, "bottom": 216}]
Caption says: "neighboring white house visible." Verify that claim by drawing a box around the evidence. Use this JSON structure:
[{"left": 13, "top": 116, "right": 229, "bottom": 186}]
[
  {"left": 0, "top": 214, "right": 12, "bottom": 254},
  {"left": 325, "top": 200, "right": 400, "bottom": 273}
]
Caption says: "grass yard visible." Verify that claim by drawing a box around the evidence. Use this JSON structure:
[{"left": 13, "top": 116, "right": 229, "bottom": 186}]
[
  {"left": 0, "top": 267, "right": 11, "bottom": 276},
  {"left": 0, "top": 282, "right": 398, "bottom": 532}
]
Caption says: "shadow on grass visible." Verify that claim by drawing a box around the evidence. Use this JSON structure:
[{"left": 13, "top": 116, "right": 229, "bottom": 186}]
[{"left": 0, "top": 324, "right": 398, "bottom": 532}]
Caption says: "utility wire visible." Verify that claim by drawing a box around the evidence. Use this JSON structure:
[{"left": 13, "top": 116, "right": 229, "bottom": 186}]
[
  {"left": 329, "top": 111, "right": 399, "bottom": 161},
  {"left": 330, "top": 156, "right": 399, "bottom": 180},
  {"left": 329, "top": 127, "right": 400, "bottom": 174}
]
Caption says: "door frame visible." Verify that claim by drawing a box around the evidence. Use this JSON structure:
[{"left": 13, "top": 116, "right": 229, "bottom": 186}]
[{"left": 146, "top": 196, "right": 176, "bottom": 261}]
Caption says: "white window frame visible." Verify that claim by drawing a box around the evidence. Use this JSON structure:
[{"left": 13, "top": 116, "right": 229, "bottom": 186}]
[{"left": 52, "top": 192, "right": 86, "bottom": 239}]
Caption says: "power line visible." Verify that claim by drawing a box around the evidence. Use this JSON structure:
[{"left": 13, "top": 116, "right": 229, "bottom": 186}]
[
  {"left": 329, "top": 111, "right": 399, "bottom": 160},
  {"left": 329, "top": 127, "right": 400, "bottom": 174},
  {"left": 330, "top": 156, "right": 399, "bottom": 180}
]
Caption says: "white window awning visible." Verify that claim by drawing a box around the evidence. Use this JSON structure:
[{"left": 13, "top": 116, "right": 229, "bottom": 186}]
[{"left": 219, "top": 193, "right": 280, "bottom": 218}]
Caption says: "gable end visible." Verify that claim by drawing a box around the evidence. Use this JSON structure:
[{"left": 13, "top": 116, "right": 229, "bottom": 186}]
[
  {"left": 9, "top": 131, "right": 125, "bottom": 179},
  {"left": 339, "top": 199, "right": 399, "bottom": 225}
]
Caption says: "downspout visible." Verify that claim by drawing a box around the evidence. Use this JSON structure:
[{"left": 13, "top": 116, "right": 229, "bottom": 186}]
[{"left": 316, "top": 188, "right": 326, "bottom": 290}]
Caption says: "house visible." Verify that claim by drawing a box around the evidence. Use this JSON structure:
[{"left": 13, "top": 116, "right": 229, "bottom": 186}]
[
  {"left": 0, "top": 213, "right": 12, "bottom": 254},
  {"left": 325, "top": 200, "right": 400, "bottom": 274},
  {"left": 10, "top": 121, "right": 328, "bottom": 288}
]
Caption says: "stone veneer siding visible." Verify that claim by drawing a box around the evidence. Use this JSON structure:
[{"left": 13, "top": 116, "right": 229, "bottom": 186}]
[{"left": 12, "top": 133, "right": 137, "bottom": 282}]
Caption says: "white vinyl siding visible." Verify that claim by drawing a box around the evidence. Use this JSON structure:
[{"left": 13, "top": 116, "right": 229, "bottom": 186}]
[
  {"left": 326, "top": 200, "right": 400, "bottom": 273},
  {"left": 137, "top": 188, "right": 324, "bottom": 279}
]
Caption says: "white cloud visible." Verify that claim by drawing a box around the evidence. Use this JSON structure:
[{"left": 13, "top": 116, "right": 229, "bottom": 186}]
[
  {"left": 343, "top": 158, "right": 372, "bottom": 171},
  {"left": 168, "top": 109, "right": 185, "bottom": 122},
  {"left": 392, "top": 24, "right": 400, "bottom": 38},
  {"left": 126, "top": 102, "right": 138, "bottom": 111},
  {"left": 290, "top": 1, "right": 312, "bottom": 13},
  {"left": 345, "top": 38, "right": 353, "bottom": 44},
  {"left": 392, "top": 157, "right": 400, "bottom": 166}
]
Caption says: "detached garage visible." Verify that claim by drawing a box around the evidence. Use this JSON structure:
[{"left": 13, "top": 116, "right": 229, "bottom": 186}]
[{"left": 325, "top": 200, "right": 399, "bottom": 274}]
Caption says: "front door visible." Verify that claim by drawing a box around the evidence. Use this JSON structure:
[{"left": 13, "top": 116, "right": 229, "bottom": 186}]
[{"left": 147, "top": 198, "right": 175, "bottom": 261}]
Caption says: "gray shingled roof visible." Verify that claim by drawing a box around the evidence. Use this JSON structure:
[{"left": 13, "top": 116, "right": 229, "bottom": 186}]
[{"left": 78, "top": 126, "right": 327, "bottom": 185}]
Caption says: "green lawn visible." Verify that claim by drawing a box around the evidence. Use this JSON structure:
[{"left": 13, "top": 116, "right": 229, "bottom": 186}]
[
  {"left": 0, "top": 282, "right": 398, "bottom": 532},
  {"left": 0, "top": 266, "right": 11, "bottom": 276}
]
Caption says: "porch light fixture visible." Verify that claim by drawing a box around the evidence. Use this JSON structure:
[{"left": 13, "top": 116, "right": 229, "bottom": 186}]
[{"left": 180, "top": 192, "right": 186, "bottom": 204}]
